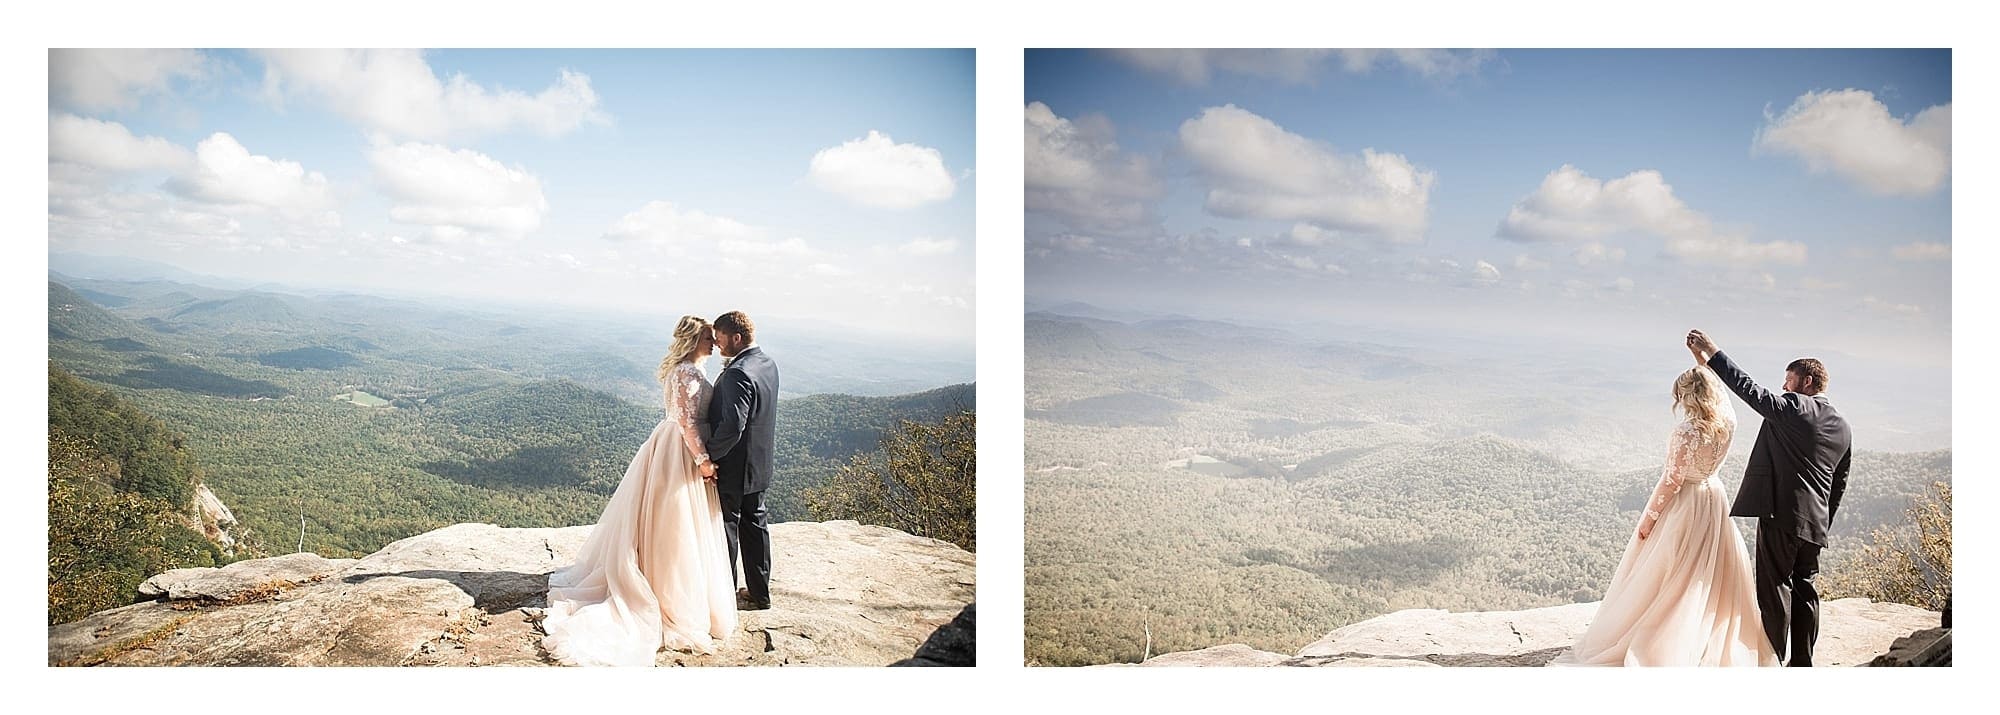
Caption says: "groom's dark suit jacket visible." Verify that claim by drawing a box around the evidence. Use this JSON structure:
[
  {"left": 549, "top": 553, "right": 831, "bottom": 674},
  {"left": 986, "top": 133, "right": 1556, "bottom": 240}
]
[
  {"left": 707, "top": 346, "right": 779, "bottom": 495},
  {"left": 1708, "top": 351, "right": 1853, "bottom": 546}
]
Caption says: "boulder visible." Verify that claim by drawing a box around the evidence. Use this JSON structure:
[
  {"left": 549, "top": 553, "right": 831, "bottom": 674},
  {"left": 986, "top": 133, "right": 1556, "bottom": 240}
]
[
  {"left": 136, "top": 552, "right": 357, "bottom": 602},
  {"left": 893, "top": 603, "right": 975, "bottom": 666}
]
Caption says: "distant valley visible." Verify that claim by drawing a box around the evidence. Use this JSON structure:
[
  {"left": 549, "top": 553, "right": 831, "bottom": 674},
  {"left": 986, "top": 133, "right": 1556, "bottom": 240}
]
[
  {"left": 48, "top": 272, "right": 974, "bottom": 578},
  {"left": 1023, "top": 306, "right": 1949, "bottom": 666}
]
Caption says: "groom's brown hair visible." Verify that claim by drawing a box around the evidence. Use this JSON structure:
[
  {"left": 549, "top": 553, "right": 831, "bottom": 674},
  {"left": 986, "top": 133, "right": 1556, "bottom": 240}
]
[
  {"left": 1787, "top": 358, "right": 1829, "bottom": 395},
  {"left": 714, "top": 311, "right": 755, "bottom": 341}
]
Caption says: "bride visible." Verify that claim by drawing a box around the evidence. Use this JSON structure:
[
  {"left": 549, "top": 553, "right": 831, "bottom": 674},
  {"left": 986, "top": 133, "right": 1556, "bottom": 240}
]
[
  {"left": 1550, "top": 343, "right": 1777, "bottom": 666},
  {"left": 540, "top": 315, "right": 739, "bottom": 666}
]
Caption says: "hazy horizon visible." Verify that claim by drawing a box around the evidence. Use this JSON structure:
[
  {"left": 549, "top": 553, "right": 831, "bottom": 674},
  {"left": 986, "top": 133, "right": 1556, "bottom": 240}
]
[{"left": 50, "top": 249, "right": 975, "bottom": 360}]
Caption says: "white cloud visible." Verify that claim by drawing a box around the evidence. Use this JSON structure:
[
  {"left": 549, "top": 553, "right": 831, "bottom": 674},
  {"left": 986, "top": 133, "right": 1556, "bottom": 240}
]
[
  {"left": 1891, "top": 241, "right": 1950, "bottom": 261},
  {"left": 1511, "top": 254, "right": 1551, "bottom": 271},
  {"left": 1801, "top": 277, "right": 1849, "bottom": 293},
  {"left": 1284, "top": 224, "right": 1336, "bottom": 246},
  {"left": 48, "top": 114, "right": 191, "bottom": 173},
  {"left": 1863, "top": 295, "right": 1924, "bottom": 316},
  {"left": 50, "top": 128, "right": 338, "bottom": 251},
  {"left": 1393, "top": 255, "right": 1473, "bottom": 284},
  {"left": 1103, "top": 49, "right": 1493, "bottom": 86},
  {"left": 1498, "top": 165, "right": 1803, "bottom": 265},
  {"left": 1572, "top": 242, "right": 1626, "bottom": 266},
  {"left": 256, "top": 49, "right": 604, "bottom": 140},
  {"left": 603, "top": 200, "right": 757, "bottom": 245},
  {"left": 1664, "top": 235, "right": 1809, "bottom": 265},
  {"left": 49, "top": 49, "right": 209, "bottom": 111},
  {"left": 807, "top": 130, "right": 955, "bottom": 209},
  {"left": 166, "top": 133, "right": 336, "bottom": 215},
  {"left": 1179, "top": 104, "right": 1433, "bottom": 240},
  {"left": 369, "top": 139, "right": 546, "bottom": 240},
  {"left": 1755, "top": 89, "right": 1950, "bottom": 196},
  {"left": 1025, "top": 102, "right": 1164, "bottom": 237},
  {"left": 49, "top": 189, "right": 248, "bottom": 249},
  {"left": 897, "top": 237, "right": 959, "bottom": 256},
  {"left": 719, "top": 237, "right": 813, "bottom": 257},
  {"left": 600, "top": 200, "right": 824, "bottom": 265},
  {"left": 1608, "top": 277, "right": 1636, "bottom": 292},
  {"left": 1332, "top": 49, "right": 1497, "bottom": 80},
  {"left": 806, "top": 263, "right": 851, "bottom": 277},
  {"left": 1473, "top": 259, "right": 1502, "bottom": 283}
]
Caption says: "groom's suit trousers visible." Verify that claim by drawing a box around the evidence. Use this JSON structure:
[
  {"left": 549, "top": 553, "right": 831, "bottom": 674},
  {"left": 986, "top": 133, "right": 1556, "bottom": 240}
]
[
  {"left": 1755, "top": 521, "right": 1823, "bottom": 667},
  {"left": 721, "top": 489, "right": 772, "bottom": 603}
]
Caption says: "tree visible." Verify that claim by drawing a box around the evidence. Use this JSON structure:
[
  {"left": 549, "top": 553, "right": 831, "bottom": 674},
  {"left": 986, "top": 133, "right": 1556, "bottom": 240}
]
[
  {"left": 806, "top": 411, "right": 975, "bottom": 552},
  {"left": 48, "top": 433, "right": 222, "bottom": 624},
  {"left": 1821, "top": 481, "right": 1951, "bottom": 612}
]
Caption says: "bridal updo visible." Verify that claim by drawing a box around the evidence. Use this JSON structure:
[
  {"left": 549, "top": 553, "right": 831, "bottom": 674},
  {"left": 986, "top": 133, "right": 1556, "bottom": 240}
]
[
  {"left": 657, "top": 315, "right": 713, "bottom": 383},
  {"left": 1673, "top": 366, "right": 1730, "bottom": 438}
]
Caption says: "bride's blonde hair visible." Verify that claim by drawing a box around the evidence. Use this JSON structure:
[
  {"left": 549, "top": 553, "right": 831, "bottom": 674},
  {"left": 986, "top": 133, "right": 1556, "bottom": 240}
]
[
  {"left": 657, "top": 315, "right": 712, "bottom": 383},
  {"left": 1673, "top": 366, "right": 1730, "bottom": 438}
]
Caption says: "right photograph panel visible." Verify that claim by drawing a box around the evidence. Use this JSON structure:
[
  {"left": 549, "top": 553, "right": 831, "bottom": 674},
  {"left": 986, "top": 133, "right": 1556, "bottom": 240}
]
[{"left": 1023, "top": 49, "right": 1951, "bottom": 667}]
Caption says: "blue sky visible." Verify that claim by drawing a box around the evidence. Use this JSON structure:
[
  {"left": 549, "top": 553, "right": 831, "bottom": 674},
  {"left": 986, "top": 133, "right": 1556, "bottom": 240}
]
[
  {"left": 1026, "top": 49, "right": 1951, "bottom": 365},
  {"left": 49, "top": 49, "right": 975, "bottom": 344}
]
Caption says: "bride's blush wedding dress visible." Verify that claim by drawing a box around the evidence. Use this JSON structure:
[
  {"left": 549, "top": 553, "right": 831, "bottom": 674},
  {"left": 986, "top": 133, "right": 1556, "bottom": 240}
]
[
  {"left": 1550, "top": 414, "right": 1778, "bottom": 666},
  {"left": 539, "top": 362, "right": 738, "bottom": 666}
]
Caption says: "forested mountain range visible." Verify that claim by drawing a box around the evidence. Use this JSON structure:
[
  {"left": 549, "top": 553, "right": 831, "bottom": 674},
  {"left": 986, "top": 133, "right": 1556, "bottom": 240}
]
[
  {"left": 1024, "top": 307, "right": 1950, "bottom": 666},
  {"left": 48, "top": 275, "right": 973, "bottom": 608}
]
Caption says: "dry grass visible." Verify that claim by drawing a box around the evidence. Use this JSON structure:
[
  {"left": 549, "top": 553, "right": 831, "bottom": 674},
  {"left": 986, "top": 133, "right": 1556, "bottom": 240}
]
[{"left": 59, "top": 614, "right": 197, "bottom": 667}]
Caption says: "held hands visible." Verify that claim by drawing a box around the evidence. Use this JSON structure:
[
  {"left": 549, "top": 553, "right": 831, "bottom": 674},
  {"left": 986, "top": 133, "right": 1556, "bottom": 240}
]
[
  {"left": 1685, "top": 329, "right": 1718, "bottom": 364},
  {"left": 698, "top": 460, "right": 717, "bottom": 481}
]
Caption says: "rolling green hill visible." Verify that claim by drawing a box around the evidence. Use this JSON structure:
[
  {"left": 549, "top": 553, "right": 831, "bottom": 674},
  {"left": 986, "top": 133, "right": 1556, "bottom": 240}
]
[{"left": 48, "top": 278, "right": 974, "bottom": 575}]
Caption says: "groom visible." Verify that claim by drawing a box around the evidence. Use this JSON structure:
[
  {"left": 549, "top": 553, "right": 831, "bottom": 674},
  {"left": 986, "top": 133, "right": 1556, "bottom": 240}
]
[
  {"left": 1687, "top": 329, "right": 1852, "bottom": 666},
  {"left": 707, "top": 310, "right": 780, "bottom": 611}
]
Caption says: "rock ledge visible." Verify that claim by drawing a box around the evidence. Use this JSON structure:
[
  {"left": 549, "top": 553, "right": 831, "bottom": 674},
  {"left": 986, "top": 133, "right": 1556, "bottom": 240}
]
[{"left": 51, "top": 520, "right": 975, "bottom": 667}]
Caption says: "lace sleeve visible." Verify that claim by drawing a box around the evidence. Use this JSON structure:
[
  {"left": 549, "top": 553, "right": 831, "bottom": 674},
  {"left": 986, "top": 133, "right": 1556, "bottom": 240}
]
[
  {"left": 1641, "top": 423, "right": 1702, "bottom": 531},
  {"left": 670, "top": 365, "right": 710, "bottom": 467}
]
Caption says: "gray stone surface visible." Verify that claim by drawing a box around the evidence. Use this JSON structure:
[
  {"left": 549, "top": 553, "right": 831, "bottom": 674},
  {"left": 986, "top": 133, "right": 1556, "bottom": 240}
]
[
  {"left": 1133, "top": 598, "right": 1941, "bottom": 668},
  {"left": 53, "top": 520, "right": 974, "bottom": 668},
  {"left": 136, "top": 552, "right": 357, "bottom": 602},
  {"left": 1136, "top": 644, "right": 1293, "bottom": 667}
]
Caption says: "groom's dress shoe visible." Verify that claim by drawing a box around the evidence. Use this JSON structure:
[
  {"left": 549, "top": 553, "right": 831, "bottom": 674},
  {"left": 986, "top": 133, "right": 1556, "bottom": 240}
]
[{"left": 736, "top": 592, "right": 771, "bottom": 611}]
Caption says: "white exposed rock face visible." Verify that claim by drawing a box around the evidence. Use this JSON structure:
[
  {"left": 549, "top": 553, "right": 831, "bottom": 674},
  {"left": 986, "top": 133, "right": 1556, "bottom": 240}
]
[
  {"left": 193, "top": 484, "right": 240, "bottom": 552},
  {"left": 1129, "top": 598, "right": 1942, "bottom": 667},
  {"left": 50, "top": 520, "right": 975, "bottom": 667}
]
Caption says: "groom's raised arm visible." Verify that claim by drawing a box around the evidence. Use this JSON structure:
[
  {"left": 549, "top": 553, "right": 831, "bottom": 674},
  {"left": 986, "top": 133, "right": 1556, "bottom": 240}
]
[
  {"left": 707, "top": 367, "right": 754, "bottom": 463},
  {"left": 1707, "top": 350, "right": 1791, "bottom": 421}
]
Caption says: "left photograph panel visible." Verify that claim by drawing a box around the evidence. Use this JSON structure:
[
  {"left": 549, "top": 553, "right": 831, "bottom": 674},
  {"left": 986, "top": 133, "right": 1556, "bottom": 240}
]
[{"left": 47, "top": 48, "right": 976, "bottom": 667}]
